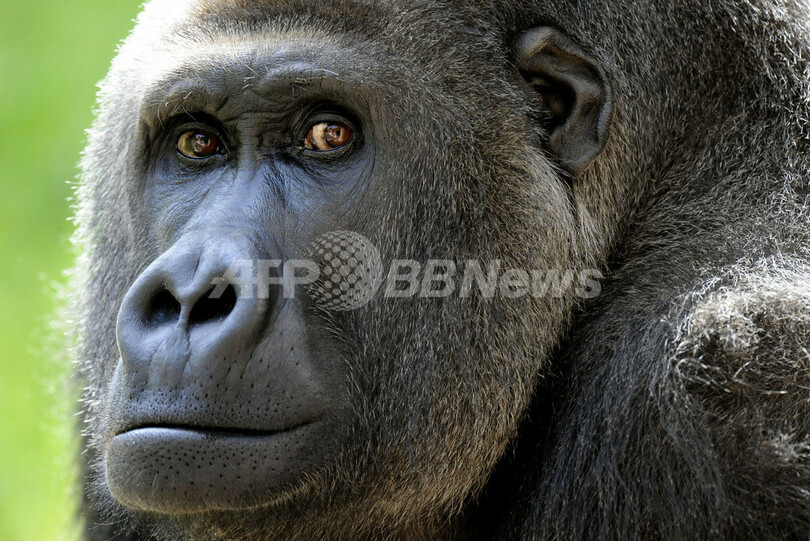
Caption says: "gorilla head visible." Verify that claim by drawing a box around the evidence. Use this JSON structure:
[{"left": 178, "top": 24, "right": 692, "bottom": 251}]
[{"left": 74, "top": 0, "right": 810, "bottom": 539}]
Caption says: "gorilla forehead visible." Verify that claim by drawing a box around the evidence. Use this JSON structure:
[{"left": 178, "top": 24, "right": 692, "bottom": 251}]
[
  {"left": 139, "top": 42, "right": 379, "bottom": 130},
  {"left": 131, "top": 0, "right": 509, "bottom": 71}
]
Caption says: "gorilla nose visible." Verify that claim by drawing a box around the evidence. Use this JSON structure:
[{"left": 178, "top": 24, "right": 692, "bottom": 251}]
[
  {"left": 116, "top": 234, "right": 278, "bottom": 383},
  {"left": 141, "top": 271, "right": 238, "bottom": 328}
]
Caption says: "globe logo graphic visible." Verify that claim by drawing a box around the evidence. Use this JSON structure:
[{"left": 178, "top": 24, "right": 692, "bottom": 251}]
[{"left": 306, "top": 231, "right": 383, "bottom": 311}]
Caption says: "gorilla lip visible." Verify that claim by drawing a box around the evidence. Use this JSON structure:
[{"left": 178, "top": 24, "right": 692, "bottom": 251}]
[
  {"left": 114, "top": 421, "right": 316, "bottom": 439},
  {"left": 105, "top": 421, "right": 326, "bottom": 513}
]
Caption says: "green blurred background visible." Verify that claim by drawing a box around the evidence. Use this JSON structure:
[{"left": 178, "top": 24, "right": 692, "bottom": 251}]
[{"left": 0, "top": 1, "right": 142, "bottom": 539}]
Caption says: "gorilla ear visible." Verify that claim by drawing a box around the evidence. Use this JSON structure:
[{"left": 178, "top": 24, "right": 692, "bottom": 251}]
[{"left": 517, "top": 27, "right": 612, "bottom": 175}]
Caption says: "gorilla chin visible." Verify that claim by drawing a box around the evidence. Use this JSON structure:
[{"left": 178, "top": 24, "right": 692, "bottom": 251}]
[{"left": 106, "top": 424, "right": 321, "bottom": 513}]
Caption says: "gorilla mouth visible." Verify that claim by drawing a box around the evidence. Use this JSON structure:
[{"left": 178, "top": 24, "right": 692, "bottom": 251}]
[
  {"left": 115, "top": 422, "right": 313, "bottom": 438},
  {"left": 105, "top": 421, "right": 325, "bottom": 513}
]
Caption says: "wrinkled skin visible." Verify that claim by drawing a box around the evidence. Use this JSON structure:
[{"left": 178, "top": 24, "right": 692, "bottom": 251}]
[{"left": 73, "top": 0, "right": 810, "bottom": 539}]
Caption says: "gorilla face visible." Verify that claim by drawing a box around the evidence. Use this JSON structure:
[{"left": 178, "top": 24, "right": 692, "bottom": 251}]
[
  {"left": 78, "top": 0, "right": 611, "bottom": 536},
  {"left": 105, "top": 40, "right": 380, "bottom": 512}
]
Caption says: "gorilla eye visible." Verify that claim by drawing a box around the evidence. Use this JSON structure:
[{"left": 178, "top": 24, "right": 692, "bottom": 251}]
[
  {"left": 304, "top": 122, "right": 353, "bottom": 151},
  {"left": 177, "top": 130, "right": 221, "bottom": 159}
]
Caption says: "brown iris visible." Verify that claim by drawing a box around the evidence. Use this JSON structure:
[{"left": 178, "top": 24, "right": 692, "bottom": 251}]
[
  {"left": 304, "top": 122, "right": 352, "bottom": 151},
  {"left": 177, "top": 130, "right": 220, "bottom": 158}
]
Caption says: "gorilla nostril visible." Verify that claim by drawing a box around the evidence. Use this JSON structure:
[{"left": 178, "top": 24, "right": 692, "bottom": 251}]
[
  {"left": 189, "top": 285, "right": 238, "bottom": 325},
  {"left": 146, "top": 288, "right": 181, "bottom": 327}
]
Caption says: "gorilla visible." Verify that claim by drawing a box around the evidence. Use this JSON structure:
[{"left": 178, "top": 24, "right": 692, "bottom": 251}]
[{"left": 72, "top": 0, "right": 810, "bottom": 539}]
